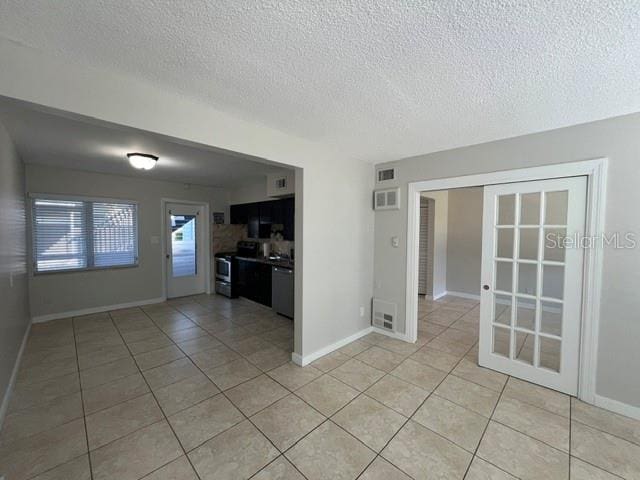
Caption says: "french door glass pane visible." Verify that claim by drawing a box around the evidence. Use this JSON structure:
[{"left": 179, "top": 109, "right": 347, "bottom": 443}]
[
  {"left": 493, "top": 326, "right": 511, "bottom": 358},
  {"left": 515, "top": 297, "right": 536, "bottom": 331},
  {"left": 540, "top": 301, "right": 563, "bottom": 336},
  {"left": 519, "top": 228, "right": 539, "bottom": 260},
  {"left": 517, "top": 263, "right": 537, "bottom": 295},
  {"left": 498, "top": 194, "right": 516, "bottom": 225},
  {"left": 515, "top": 331, "right": 534, "bottom": 365},
  {"left": 544, "top": 227, "right": 566, "bottom": 262},
  {"left": 171, "top": 214, "right": 197, "bottom": 277},
  {"left": 520, "top": 193, "right": 541, "bottom": 225},
  {"left": 494, "top": 294, "right": 512, "bottom": 326},
  {"left": 497, "top": 228, "right": 514, "bottom": 258},
  {"left": 539, "top": 337, "right": 561, "bottom": 372},
  {"left": 542, "top": 265, "right": 564, "bottom": 299},
  {"left": 496, "top": 261, "right": 513, "bottom": 292},
  {"left": 545, "top": 191, "right": 568, "bottom": 225}
]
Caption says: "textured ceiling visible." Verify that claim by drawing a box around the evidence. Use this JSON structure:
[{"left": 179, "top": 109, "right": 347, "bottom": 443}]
[
  {"left": 0, "top": 97, "right": 286, "bottom": 187},
  {"left": 0, "top": 1, "right": 639, "bottom": 162}
]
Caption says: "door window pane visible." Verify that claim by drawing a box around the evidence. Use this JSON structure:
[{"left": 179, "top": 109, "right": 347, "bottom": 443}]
[
  {"left": 541, "top": 301, "right": 563, "bottom": 336},
  {"left": 493, "top": 327, "right": 510, "bottom": 358},
  {"left": 542, "top": 265, "right": 564, "bottom": 299},
  {"left": 520, "top": 193, "right": 541, "bottom": 225},
  {"left": 171, "top": 214, "right": 197, "bottom": 277},
  {"left": 517, "top": 263, "right": 537, "bottom": 296},
  {"left": 545, "top": 191, "right": 568, "bottom": 225},
  {"left": 539, "top": 337, "right": 561, "bottom": 372},
  {"left": 515, "top": 297, "right": 536, "bottom": 331},
  {"left": 518, "top": 228, "right": 539, "bottom": 260},
  {"left": 498, "top": 194, "right": 515, "bottom": 225},
  {"left": 497, "top": 228, "right": 514, "bottom": 258},
  {"left": 544, "top": 227, "right": 566, "bottom": 262},
  {"left": 496, "top": 261, "right": 513, "bottom": 292},
  {"left": 494, "top": 294, "right": 512, "bottom": 326},
  {"left": 515, "top": 331, "right": 534, "bottom": 365}
]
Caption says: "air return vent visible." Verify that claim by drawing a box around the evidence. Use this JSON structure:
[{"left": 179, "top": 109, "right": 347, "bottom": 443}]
[
  {"left": 372, "top": 299, "right": 397, "bottom": 332},
  {"left": 377, "top": 168, "right": 395, "bottom": 182},
  {"left": 374, "top": 188, "right": 400, "bottom": 210}
]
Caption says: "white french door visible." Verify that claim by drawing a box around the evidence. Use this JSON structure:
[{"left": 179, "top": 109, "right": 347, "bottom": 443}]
[
  {"left": 165, "top": 202, "right": 205, "bottom": 298},
  {"left": 479, "top": 176, "right": 587, "bottom": 394}
]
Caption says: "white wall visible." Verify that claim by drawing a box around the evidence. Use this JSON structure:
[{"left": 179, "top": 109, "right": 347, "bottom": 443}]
[
  {"left": 26, "top": 164, "right": 230, "bottom": 318},
  {"left": 420, "top": 191, "right": 448, "bottom": 298},
  {"left": 0, "top": 120, "right": 30, "bottom": 421},
  {"left": 374, "top": 112, "right": 640, "bottom": 409},
  {"left": 0, "top": 39, "right": 375, "bottom": 363},
  {"left": 230, "top": 176, "right": 271, "bottom": 205}
]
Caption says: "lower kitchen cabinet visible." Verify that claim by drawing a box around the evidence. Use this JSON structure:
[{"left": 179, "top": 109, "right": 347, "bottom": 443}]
[{"left": 237, "top": 259, "right": 272, "bottom": 307}]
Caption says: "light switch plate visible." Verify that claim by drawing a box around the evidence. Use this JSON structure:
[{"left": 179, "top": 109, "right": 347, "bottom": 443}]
[{"left": 391, "top": 236, "right": 399, "bottom": 247}]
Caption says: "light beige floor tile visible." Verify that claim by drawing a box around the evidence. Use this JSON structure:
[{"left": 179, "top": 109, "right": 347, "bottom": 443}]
[
  {"left": 409, "top": 345, "right": 462, "bottom": 372},
  {"left": 91, "top": 420, "right": 182, "bottom": 480},
  {"left": 189, "top": 344, "right": 241, "bottom": 370},
  {"left": 226, "top": 374, "right": 289, "bottom": 416},
  {"left": 246, "top": 346, "right": 291, "bottom": 372},
  {"left": 189, "top": 420, "right": 279, "bottom": 480},
  {"left": 355, "top": 346, "right": 407, "bottom": 373},
  {"left": 228, "top": 336, "right": 272, "bottom": 356},
  {"left": 465, "top": 457, "right": 517, "bottom": 479},
  {"left": 286, "top": 421, "right": 375, "bottom": 480},
  {"left": 177, "top": 335, "right": 223, "bottom": 355},
  {"left": 360, "top": 332, "right": 388, "bottom": 345},
  {"left": 86, "top": 393, "right": 164, "bottom": 450},
  {"left": 376, "top": 337, "right": 421, "bottom": 356},
  {"left": 127, "top": 334, "right": 174, "bottom": 355},
  {"left": 337, "top": 339, "right": 371, "bottom": 357},
  {"left": 359, "top": 457, "right": 412, "bottom": 480},
  {"left": 435, "top": 375, "right": 499, "bottom": 417},
  {"left": 153, "top": 371, "right": 220, "bottom": 416},
  {"left": 165, "top": 326, "right": 208, "bottom": 343},
  {"left": 311, "top": 351, "right": 351, "bottom": 372},
  {"left": 80, "top": 356, "right": 138, "bottom": 390},
  {"left": 296, "top": 375, "right": 359, "bottom": 416},
  {"left": 78, "top": 344, "right": 130, "bottom": 371},
  {"left": 143, "top": 357, "right": 199, "bottom": 389},
  {"left": 493, "top": 396, "right": 569, "bottom": 452},
  {"left": 571, "top": 420, "right": 640, "bottom": 479},
  {"left": 0, "top": 417, "right": 87, "bottom": 480},
  {"left": 390, "top": 358, "right": 447, "bottom": 391},
  {"left": 570, "top": 457, "right": 620, "bottom": 480},
  {"left": 82, "top": 373, "right": 149, "bottom": 414},
  {"left": 0, "top": 391, "right": 83, "bottom": 444},
  {"left": 477, "top": 421, "right": 569, "bottom": 480},
  {"left": 8, "top": 371, "right": 80, "bottom": 413},
  {"left": 134, "top": 345, "right": 185, "bottom": 371},
  {"left": 253, "top": 456, "right": 305, "bottom": 479},
  {"left": 451, "top": 359, "right": 507, "bottom": 392},
  {"left": 168, "top": 394, "right": 244, "bottom": 451},
  {"left": 425, "top": 336, "right": 472, "bottom": 356},
  {"left": 413, "top": 394, "right": 488, "bottom": 452},
  {"left": 142, "top": 455, "right": 199, "bottom": 480},
  {"left": 572, "top": 397, "right": 640, "bottom": 447},
  {"left": 365, "top": 374, "right": 429, "bottom": 417},
  {"left": 332, "top": 394, "right": 406, "bottom": 452},
  {"left": 267, "top": 362, "right": 322, "bottom": 391},
  {"left": 382, "top": 420, "right": 472, "bottom": 480},
  {"left": 31, "top": 454, "right": 91, "bottom": 480},
  {"left": 18, "top": 355, "right": 78, "bottom": 384},
  {"left": 330, "top": 359, "right": 386, "bottom": 391},
  {"left": 502, "top": 377, "right": 569, "bottom": 417},
  {"left": 252, "top": 394, "right": 325, "bottom": 451},
  {"left": 204, "top": 358, "right": 262, "bottom": 390}
]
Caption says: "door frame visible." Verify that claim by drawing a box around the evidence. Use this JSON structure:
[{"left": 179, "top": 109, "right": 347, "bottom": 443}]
[
  {"left": 161, "top": 198, "right": 211, "bottom": 299},
  {"left": 405, "top": 158, "right": 608, "bottom": 403}
]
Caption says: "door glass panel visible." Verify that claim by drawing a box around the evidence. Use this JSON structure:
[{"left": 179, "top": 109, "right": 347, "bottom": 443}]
[
  {"left": 519, "top": 228, "right": 539, "bottom": 260},
  {"left": 493, "top": 326, "right": 510, "bottom": 358},
  {"left": 494, "top": 294, "right": 512, "bottom": 326},
  {"left": 515, "top": 297, "right": 536, "bottom": 331},
  {"left": 520, "top": 193, "right": 541, "bottom": 225},
  {"left": 542, "top": 265, "right": 564, "bottom": 299},
  {"left": 544, "top": 227, "right": 566, "bottom": 262},
  {"left": 539, "top": 337, "right": 561, "bottom": 372},
  {"left": 517, "top": 263, "right": 537, "bottom": 296},
  {"left": 496, "top": 261, "right": 513, "bottom": 292},
  {"left": 515, "top": 331, "right": 534, "bottom": 365},
  {"left": 545, "top": 191, "right": 568, "bottom": 225},
  {"left": 498, "top": 194, "right": 515, "bottom": 225},
  {"left": 541, "top": 300, "right": 563, "bottom": 336},
  {"left": 497, "top": 228, "right": 514, "bottom": 258},
  {"left": 171, "top": 214, "right": 197, "bottom": 277}
]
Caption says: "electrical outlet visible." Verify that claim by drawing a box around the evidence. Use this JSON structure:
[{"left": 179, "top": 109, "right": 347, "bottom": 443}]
[{"left": 359, "top": 306, "right": 365, "bottom": 317}]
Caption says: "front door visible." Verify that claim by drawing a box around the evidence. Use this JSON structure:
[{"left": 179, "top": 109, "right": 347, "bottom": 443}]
[
  {"left": 166, "top": 202, "right": 205, "bottom": 298},
  {"left": 479, "top": 176, "right": 587, "bottom": 394}
]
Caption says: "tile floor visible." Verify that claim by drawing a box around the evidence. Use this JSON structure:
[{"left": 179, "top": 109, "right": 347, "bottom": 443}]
[{"left": 1, "top": 294, "right": 639, "bottom": 479}]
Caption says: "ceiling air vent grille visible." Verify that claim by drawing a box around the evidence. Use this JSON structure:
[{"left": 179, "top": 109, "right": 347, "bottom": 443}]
[
  {"left": 377, "top": 168, "right": 395, "bottom": 182},
  {"left": 372, "top": 299, "right": 397, "bottom": 332}
]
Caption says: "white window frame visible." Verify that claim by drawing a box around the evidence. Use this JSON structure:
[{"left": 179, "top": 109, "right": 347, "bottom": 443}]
[{"left": 30, "top": 193, "right": 140, "bottom": 274}]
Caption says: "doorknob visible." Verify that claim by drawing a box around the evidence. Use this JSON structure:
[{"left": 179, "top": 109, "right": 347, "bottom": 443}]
[
  {"left": 483, "top": 285, "right": 490, "bottom": 291},
  {"left": 166, "top": 254, "right": 170, "bottom": 259}
]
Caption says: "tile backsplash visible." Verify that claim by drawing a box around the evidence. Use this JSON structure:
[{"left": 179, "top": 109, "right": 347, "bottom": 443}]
[{"left": 212, "top": 224, "right": 294, "bottom": 258}]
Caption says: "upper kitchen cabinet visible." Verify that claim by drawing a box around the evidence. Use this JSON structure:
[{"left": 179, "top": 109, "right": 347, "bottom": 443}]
[
  {"left": 230, "top": 198, "right": 295, "bottom": 241},
  {"left": 230, "top": 203, "right": 248, "bottom": 224},
  {"left": 282, "top": 197, "right": 295, "bottom": 241},
  {"left": 258, "top": 202, "right": 273, "bottom": 238}
]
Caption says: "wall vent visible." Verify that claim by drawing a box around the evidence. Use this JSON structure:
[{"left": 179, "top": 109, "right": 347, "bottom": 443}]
[
  {"left": 372, "top": 298, "right": 397, "bottom": 332},
  {"left": 374, "top": 188, "right": 400, "bottom": 210},
  {"left": 377, "top": 168, "right": 395, "bottom": 182}
]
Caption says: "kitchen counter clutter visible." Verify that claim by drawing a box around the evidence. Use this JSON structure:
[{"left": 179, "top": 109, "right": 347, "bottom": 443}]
[{"left": 236, "top": 255, "right": 294, "bottom": 270}]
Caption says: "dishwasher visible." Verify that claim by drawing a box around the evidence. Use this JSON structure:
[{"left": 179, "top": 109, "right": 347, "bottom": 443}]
[{"left": 272, "top": 266, "right": 294, "bottom": 318}]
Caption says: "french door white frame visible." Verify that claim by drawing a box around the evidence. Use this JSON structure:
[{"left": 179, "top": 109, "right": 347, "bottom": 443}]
[
  {"left": 405, "top": 158, "right": 608, "bottom": 403},
  {"left": 160, "top": 198, "right": 211, "bottom": 299}
]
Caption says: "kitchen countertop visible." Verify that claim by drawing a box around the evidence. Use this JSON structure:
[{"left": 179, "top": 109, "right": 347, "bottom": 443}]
[{"left": 236, "top": 256, "right": 295, "bottom": 270}]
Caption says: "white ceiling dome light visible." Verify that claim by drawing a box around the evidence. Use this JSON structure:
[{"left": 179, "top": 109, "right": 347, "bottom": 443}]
[{"left": 127, "top": 152, "right": 158, "bottom": 170}]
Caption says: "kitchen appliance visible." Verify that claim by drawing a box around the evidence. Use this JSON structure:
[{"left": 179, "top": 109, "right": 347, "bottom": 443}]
[
  {"left": 214, "top": 241, "right": 259, "bottom": 298},
  {"left": 261, "top": 241, "right": 271, "bottom": 258},
  {"left": 272, "top": 266, "right": 294, "bottom": 318}
]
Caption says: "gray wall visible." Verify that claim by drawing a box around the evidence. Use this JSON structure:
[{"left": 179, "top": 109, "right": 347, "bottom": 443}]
[
  {"left": 374, "top": 112, "right": 640, "bottom": 408},
  {"left": 0, "top": 121, "right": 30, "bottom": 417},
  {"left": 26, "top": 165, "right": 230, "bottom": 318},
  {"left": 446, "top": 187, "right": 483, "bottom": 296}
]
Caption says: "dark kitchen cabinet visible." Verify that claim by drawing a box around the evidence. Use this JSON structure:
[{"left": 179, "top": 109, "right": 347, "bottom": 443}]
[
  {"left": 229, "top": 198, "right": 295, "bottom": 241},
  {"left": 259, "top": 202, "right": 273, "bottom": 238},
  {"left": 230, "top": 204, "right": 248, "bottom": 225},
  {"left": 237, "top": 259, "right": 272, "bottom": 307},
  {"left": 247, "top": 203, "right": 260, "bottom": 239},
  {"left": 282, "top": 197, "right": 295, "bottom": 241}
]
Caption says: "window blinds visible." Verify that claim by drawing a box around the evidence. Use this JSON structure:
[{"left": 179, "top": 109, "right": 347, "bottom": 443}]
[{"left": 33, "top": 198, "right": 138, "bottom": 273}]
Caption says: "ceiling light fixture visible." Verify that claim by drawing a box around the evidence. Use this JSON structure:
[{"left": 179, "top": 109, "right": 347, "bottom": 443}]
[{"left": 127, "top": 152, "right": 158, "bottom": 170}]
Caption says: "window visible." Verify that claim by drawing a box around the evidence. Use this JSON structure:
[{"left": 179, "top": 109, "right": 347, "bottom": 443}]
[{"left": 32, "top": 196, "right": 138, "bottom": 273}]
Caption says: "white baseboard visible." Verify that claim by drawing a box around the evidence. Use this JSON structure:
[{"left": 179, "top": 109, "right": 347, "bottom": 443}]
[
  {"left": 0, "top": 321, "right": 31, "bottom": 431},
  {"left": 594, "top": 394, "right": 640, "bottom": 421},
  {"left": 371, "top": 326, "right": 412, "bottom": 342},
  {"left": 291, "top": 327, "right": 373, "bottom": 367},
  {"left": 443, "top": 291, "right": 481, "bottom": 301},
  {"left": 32, "top": 297, "right": 166, "bottom": 323},
  {"left": 433, "top": 291, "right": 448, "bottom": 300}
]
